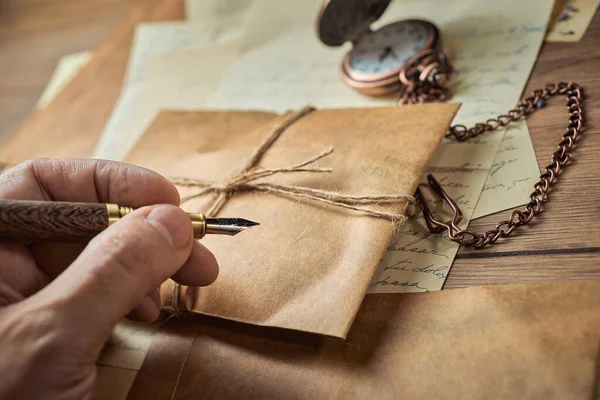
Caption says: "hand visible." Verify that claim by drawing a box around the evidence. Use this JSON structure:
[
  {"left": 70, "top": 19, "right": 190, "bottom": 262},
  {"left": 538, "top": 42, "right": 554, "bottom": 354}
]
[{"left": 0, "top": 159, "right": 219, "bottom": 400}]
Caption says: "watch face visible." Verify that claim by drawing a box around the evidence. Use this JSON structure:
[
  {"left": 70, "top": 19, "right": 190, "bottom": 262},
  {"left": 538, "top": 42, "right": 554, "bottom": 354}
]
[{"left": 348, "top": 21, "right": 432, "bottom": 77}]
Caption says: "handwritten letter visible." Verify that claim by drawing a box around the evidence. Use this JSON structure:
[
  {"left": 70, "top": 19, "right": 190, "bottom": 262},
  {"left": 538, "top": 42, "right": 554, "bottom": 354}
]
[
  {"left": 370, "top": 167, "right": 489, "bottom": 293},
  {"left": 471, "top": 121, "right": 541, "bottom": 218},
  {"left": 368, "top": 0, "right": 555, "bottom": 292}
]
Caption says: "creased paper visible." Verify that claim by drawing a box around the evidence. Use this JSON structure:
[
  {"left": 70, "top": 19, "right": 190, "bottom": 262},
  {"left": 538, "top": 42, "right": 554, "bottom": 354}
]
[
  {"left": 124, "top": 104, "right": 459, "bottom": 338},
  {"left": 93, "top": 22, "right": 242, "bottom": 161},
  {"left": 129, "top": 281, "right": 600, "bottom": 400}
]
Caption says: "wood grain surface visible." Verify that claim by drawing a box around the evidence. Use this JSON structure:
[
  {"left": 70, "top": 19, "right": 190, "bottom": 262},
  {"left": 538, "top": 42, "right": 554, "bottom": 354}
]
[
  {"left": 0, "top": 200, "right": 108, "bottom": 241},
  {"left": 0, "top": 2, "right": 598, "bottom": 288},
  {"left": 0, "top": 0, "right": 137, "bottom": 148}
]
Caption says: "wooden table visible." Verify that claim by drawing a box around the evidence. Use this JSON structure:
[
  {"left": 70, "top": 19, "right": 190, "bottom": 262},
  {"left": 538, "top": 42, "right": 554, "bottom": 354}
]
[{"left": 0, "top": 0, "right": 138, "bottom": 147}]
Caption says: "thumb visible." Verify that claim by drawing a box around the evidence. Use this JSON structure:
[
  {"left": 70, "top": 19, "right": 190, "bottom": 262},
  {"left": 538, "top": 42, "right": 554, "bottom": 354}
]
[{"left": 32, "top": 204, "right": 197, "bottom": 337}]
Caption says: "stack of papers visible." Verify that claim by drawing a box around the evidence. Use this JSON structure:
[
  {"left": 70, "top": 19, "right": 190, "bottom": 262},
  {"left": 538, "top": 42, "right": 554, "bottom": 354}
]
[{"left": 41, "top": 0, "right": 558, "bottom": 294}]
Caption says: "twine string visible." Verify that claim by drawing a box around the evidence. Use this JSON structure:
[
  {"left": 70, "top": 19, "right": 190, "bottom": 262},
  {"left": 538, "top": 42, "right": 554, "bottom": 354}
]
[{"left": 168, "top": 105, "right": 416, "bottom": 221}]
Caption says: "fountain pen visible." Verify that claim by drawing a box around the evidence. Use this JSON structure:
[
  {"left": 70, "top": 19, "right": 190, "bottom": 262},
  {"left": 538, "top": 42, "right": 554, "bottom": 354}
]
[{"left": 0, "top": 199, "right": 258, "bottom": 242}]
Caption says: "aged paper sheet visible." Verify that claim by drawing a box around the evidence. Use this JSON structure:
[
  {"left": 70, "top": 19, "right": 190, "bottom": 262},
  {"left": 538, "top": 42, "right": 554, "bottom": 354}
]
[
  {"left": 546, "top": 0, "right": 599, "bottom": 41},
  {"left": 93, "top": 21, "right": 242, "bottom": 161},
  {"left": 205, "top": 0, "right": 554, "bottom": 292},
  {"left": 402, "top": 0, "right": 543, "bottom": 220},
  {"left": 205, "top": 26, "right": 388, "bottom": 111},
  {"left": 473, "top": 0, "right": 599, "bottom": 217},
  {"left": 100, "top": 42, "right": 240, "bottom": 162},
  {"left": 237, "top": 0, "right": 323, "bottom": 52},
  {"left": 92, "top": 321, "right": 158, "bottom": 400},
  {"left": 471, "top": 121, "right": 541, "bottom": 219},
  {"left": 36, "top": 51, "right": 91, "bottom": 109}
]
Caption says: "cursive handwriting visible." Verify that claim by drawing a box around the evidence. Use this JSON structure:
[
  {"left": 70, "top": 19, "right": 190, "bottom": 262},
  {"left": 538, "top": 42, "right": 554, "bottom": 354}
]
[
  {"left": 426, "top": 193, "right": 473, "bottom": 209},
  {"left": 483, "top": 177, "right": 530, "bottom": 192},
  {"left": 427, "top": 162, "right": 483, "bottom": 174},
  {"left": 490, "top": 158, "right": 518, "bottom": 176},
  {"left": 383, "top": 258, "right": 412, "bottom": 271},
  {"left": 383, "top": 259, "right": 449, "bottom": 280},
  {"left": 397, "top": 225, "right": 446, "bottom": 240},
  {"left": 451, "top": 23, "right": 545, "bottom": 39},
  {"left": 387, "top": 239, "right": 450, "bottom": 259},
  {"left": 369, "top": 276, "right": 426, "bottom": 290},
  {"left": 496, "top": 144, "right": 519, "bottom": 154},
  {"left": 411, "top": 264, "right": 448, "bottom": 280},
  {"left": 437, "top": 175, "right": 470, "bottom": 189}
]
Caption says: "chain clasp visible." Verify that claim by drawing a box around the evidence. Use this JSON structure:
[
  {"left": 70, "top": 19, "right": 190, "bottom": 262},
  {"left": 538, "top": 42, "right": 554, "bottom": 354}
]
[{"left": 416, "top": 174, "right": 465, "bottom": 237}]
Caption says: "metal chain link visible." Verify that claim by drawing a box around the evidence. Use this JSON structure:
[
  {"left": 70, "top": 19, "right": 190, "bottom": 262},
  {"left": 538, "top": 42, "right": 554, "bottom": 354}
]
[{"left": 415, "top": 82, "right": 584, "bottom": 248}]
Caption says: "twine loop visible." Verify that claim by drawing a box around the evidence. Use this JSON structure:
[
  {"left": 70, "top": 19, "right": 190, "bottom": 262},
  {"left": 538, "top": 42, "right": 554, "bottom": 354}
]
[{"left": 168, "top": 106, "right": 416, "bottom": 222}]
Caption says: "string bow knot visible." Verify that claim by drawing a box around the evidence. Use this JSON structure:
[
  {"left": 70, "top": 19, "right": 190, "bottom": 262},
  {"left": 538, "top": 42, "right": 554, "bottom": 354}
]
[{"left": 168, "top": 106, "right": 416, "bottom": 222}]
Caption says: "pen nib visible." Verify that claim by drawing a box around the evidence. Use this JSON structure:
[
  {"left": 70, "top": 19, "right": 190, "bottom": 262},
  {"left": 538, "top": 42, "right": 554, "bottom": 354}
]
[{"left": 205, "top": 218, "right": 260, "bottom": 236}]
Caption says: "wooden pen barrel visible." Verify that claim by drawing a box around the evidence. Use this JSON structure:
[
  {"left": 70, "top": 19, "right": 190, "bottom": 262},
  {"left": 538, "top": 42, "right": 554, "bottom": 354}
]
[{"left": 0, "top": 200, "right": 109, "bottom": 242}]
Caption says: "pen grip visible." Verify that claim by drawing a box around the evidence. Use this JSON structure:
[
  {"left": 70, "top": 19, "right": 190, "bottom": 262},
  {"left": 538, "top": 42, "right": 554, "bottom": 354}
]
[{"left": 0, "top": 200, "right": 109, "bottom": 242}]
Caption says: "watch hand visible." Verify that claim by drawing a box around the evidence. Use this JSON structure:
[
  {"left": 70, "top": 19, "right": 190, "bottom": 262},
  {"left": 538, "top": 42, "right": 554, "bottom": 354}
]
[{"left": 379, "top": 46, "right": 393, "bottom": 62}]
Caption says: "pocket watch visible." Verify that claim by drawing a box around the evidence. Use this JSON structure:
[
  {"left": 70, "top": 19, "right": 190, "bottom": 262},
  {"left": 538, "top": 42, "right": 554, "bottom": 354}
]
[{"left": 316, "top": 0, "right": 453, "bottom": 104}]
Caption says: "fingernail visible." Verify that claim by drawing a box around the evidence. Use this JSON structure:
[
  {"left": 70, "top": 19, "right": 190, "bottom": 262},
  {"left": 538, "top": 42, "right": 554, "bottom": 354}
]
[{"left": 146, "top": 205, "right": 192, "bottom": 249}]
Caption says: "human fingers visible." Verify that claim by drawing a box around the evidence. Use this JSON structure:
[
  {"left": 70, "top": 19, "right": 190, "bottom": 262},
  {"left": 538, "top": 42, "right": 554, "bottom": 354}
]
[{"left": 26, "top": 204, "right": 218, "bottom": 341}]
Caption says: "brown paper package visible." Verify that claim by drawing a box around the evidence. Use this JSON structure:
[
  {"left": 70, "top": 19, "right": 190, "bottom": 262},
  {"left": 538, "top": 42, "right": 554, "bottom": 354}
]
[
  {"left": 124, "top": 104, "right": 459, "bottom": 338},
  {"left": 128, "top": 281, "right": 600, "bottom": 400}
]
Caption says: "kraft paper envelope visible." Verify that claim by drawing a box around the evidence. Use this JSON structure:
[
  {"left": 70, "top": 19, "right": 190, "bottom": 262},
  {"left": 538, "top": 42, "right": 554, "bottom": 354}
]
[
  {"left": 128, "top": 281, "right": 600, "bottom": 400},
  {"left": 124, "top": 104, "right": 459, "bottom": 338}
]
